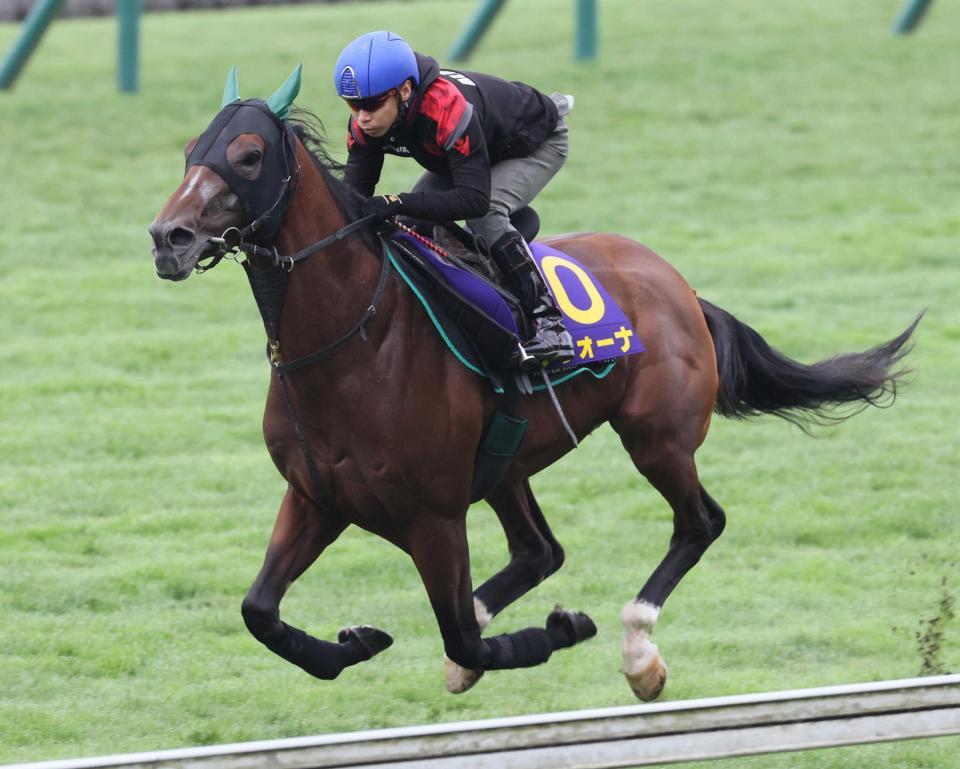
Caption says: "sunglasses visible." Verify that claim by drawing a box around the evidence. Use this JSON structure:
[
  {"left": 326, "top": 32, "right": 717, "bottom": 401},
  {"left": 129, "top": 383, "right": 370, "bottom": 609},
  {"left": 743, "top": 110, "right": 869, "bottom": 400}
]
[{"left": 345, "top": 89, "right": 397, "bottom": 113}]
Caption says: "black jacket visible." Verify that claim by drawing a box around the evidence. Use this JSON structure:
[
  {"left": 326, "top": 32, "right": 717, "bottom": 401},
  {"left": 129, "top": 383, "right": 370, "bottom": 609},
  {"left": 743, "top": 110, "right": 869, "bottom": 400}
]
[{"left": 344, "top": 54, "right": 559, "bottom": 222}]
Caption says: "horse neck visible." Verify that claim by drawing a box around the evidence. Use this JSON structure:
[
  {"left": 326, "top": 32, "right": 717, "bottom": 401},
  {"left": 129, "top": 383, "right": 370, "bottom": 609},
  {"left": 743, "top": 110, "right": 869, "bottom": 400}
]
[{"left": 271, "top": 142, "right": 392, "bottom": 364}]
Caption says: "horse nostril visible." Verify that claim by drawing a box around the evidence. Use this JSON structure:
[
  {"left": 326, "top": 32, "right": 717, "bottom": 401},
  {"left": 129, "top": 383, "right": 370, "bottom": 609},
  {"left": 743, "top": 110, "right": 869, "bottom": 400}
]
[
  {"left": 169, "top": 227, "right": 196, "bottom": 248},
  {"left": 148, "top": 221, "right": 164, "bottom": 249}
]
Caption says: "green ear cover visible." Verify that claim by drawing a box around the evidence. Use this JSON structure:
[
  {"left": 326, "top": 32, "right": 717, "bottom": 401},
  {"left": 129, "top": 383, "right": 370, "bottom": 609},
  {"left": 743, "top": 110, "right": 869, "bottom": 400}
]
[
  {"left": 266, "top": 64, "right": 302, "bottom": 120},
  {"left": 221, "top": 65, "right": 240, "bottom": 107}
]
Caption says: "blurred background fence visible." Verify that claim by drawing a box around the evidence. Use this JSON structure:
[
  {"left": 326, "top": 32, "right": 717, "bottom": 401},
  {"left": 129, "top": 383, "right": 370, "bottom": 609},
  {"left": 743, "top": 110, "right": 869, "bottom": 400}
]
[{"left": 0, "top": 0, "right": 377, "bottom": 23}]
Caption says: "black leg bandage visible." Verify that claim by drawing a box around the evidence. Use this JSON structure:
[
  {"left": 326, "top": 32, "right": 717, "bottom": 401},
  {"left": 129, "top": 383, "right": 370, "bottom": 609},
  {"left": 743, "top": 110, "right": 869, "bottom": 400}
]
[
  {"left": 263, "top": 623, "right": 374, "bottom": 680},
  {"left": 484, "top": 628, "right": 554, "bottom": 669}
]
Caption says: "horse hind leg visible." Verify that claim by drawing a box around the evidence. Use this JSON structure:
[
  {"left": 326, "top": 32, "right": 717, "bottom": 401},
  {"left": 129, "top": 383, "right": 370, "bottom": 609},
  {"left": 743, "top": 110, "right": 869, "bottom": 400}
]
[
  {"left": 408, "top": 514, "right": 596, "bottom": 694},
  {"left": 445, "top": 479, "right": 567, "bottom": 693},
  {"left": 476, "top": 479, "right": 566, "bottom": 624},
  {"left": 241, "top": 485, "right": 393, "bottom": 680},
  {"left": 617, "top": 438, "right": 726, "bottom": 701}
]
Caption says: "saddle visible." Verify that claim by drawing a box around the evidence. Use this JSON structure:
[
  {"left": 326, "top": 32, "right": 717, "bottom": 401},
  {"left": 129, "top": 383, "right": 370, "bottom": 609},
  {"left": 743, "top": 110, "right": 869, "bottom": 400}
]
[
  {"left": 385, "top": 218, "right": 591, "bottom": 390},
  {"left": 384, "top": 208, "right": 634, "bottom": 389}
]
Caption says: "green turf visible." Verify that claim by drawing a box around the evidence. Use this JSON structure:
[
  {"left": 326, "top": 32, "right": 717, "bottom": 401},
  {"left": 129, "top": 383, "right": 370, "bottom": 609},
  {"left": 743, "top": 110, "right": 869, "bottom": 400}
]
[{"left": 1, "top": 1, "right": 958, "bottom": 765}]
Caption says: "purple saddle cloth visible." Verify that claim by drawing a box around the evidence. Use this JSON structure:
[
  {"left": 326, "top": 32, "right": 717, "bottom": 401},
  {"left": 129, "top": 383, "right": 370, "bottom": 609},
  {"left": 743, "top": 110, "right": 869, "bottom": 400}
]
[
  {"left": 529, "top": 242, "right": 644, "bottom": 368},
  {"left": 389, "top": 232, "right": 644, "bottom": 377}
]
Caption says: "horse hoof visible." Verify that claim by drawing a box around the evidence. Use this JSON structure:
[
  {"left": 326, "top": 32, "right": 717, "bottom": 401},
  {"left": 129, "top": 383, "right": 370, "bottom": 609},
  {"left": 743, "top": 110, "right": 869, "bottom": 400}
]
[
  {"left": 546, "top": 605, "right": 598, "bottom": 649},
  {"left": 444, "top": 655, "right": 484, "bottom": 694},
  {"left": 338, "top": 625, "right": 394, "bottom": 660},
  {"left": 622, "top": 643, "right": 668, "bottom": 701}
]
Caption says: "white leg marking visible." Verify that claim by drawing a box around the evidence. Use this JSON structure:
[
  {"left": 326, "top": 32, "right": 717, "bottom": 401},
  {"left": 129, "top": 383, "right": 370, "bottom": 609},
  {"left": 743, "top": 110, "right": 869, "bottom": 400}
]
[
  {"left": 620, "top": 599, "right": 668, "bottom": 701},
  {"left": 621, "top": 600, "right": 659, "bottom": 648},
  {"left": 474, "top": 597, "right": 493, "bottom": 632}
]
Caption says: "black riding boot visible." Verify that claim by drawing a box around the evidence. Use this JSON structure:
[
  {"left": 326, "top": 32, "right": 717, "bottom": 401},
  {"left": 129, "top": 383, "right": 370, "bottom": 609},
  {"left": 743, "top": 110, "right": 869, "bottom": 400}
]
[{"left": 490, "top": 231, "right": 574, "bottom": 366}]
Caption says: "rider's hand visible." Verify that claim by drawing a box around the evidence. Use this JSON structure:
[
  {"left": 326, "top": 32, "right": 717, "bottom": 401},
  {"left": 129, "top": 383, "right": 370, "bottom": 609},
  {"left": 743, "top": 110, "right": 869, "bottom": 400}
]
[{"left": 360, "top": 194, "right": 405, "bottom": 220}]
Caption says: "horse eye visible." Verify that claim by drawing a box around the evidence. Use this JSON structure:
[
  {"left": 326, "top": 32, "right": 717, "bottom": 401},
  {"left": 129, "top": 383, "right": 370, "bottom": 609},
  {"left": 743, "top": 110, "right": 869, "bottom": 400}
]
[{"left": 243, "top": 150, "right": 262, "bottom": 166}]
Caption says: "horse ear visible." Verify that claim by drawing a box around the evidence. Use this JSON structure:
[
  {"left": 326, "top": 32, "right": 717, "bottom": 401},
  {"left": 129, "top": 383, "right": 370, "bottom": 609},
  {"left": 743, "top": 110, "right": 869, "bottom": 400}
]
[
  {"left": 266, "top": 64, "right": 302, "bottom": 120},
  {"left": 222, "top": 65, "right": 240, "bottom": 107}
]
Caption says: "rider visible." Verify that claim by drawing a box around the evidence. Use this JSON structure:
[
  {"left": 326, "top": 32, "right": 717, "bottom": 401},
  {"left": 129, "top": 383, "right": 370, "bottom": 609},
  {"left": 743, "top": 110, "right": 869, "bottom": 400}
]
[{"left": 334, "top": 30, "right": 574, "bottom": 366}]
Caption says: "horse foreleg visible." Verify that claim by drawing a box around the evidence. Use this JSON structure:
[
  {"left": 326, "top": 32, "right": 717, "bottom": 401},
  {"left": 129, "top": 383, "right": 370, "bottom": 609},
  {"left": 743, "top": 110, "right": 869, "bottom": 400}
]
[
  {"left": 408, "top": 514, "right": 595, "bottom": 694},
  {"left": 241, "top": 484, "right": 393, "bottom": 680},
  {"left": 445, "top": 480, "right": 566, "bottom": 692},
  {"left": 619, "top": 443, "right": 726, "bottom": 701}
]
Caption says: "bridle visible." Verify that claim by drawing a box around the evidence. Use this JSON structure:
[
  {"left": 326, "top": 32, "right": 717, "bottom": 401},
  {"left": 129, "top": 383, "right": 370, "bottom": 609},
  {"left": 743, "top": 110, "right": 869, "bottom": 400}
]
[
  {"left": 184, "top": 97, "right": 392, "bottom": 371},
  {"left": 188, "top": 100, "right": 381, "bottom": 278}
]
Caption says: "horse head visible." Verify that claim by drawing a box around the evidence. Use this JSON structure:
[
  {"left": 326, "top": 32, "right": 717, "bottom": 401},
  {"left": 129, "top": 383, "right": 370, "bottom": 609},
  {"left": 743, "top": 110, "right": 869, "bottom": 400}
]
[{"left": 149, "top": 66, "right": 302, "bottom": 280}]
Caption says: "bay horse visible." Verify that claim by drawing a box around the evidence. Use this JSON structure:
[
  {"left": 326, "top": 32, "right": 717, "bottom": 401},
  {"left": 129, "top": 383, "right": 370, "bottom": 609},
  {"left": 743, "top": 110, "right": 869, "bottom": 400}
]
[{"left": 148, "top": 69, "right": 919, "bottom": 700}]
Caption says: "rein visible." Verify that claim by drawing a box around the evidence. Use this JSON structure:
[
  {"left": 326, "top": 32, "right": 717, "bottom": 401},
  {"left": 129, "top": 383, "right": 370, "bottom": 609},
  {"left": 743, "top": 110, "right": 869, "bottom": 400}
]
[
  {"left": 199, "top": 212, "right": 389, "bottom": 372},
  {"left": 270, "top": 230, "right": 391, "bottom": 374},
  {"left": 198, "top": 213, "right": 379, "bottom": 274}
]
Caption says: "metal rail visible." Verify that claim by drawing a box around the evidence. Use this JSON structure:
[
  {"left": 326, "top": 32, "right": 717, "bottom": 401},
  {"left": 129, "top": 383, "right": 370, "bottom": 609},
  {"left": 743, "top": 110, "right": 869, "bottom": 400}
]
[{"left": 5, "top": 675, "right": 960, "bottom": 769}]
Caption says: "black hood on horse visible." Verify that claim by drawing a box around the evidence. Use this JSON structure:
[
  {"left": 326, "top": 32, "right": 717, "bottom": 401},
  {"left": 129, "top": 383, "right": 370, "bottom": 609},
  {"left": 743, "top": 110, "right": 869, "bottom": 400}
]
[{"left": 186, "top": 99, "right": 299, "bottom": 246}]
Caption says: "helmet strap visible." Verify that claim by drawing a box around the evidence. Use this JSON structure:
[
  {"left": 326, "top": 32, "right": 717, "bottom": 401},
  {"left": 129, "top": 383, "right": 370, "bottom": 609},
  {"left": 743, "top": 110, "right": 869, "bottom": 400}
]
[{"left": 397, "top": 79, "right": 414, "bottom": 120}]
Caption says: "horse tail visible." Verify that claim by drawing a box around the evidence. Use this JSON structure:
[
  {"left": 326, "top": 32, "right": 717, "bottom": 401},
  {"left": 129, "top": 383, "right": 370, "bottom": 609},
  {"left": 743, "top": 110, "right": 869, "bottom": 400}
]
[{"left": 697, "top": 298, "right": 922, "bottom": 429}]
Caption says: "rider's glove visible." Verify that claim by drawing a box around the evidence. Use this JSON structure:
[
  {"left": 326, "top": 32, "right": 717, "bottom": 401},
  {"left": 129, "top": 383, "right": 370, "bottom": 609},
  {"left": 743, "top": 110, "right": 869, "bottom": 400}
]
[{"left": 360, "top": 194, "right": 405, "bottom": 220}]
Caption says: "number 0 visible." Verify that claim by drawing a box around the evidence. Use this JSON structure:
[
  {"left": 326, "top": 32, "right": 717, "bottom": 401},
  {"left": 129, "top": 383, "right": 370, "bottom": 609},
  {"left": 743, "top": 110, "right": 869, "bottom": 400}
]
[{"left": 539, "top": 255, "right": 606, "bottom": 325}]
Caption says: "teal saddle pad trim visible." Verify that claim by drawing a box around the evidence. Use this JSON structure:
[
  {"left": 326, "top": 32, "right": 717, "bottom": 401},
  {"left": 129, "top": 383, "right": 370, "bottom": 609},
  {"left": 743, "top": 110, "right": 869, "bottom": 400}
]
[{"left": 386, "top": 245, "right": 617, "bottom": 392}]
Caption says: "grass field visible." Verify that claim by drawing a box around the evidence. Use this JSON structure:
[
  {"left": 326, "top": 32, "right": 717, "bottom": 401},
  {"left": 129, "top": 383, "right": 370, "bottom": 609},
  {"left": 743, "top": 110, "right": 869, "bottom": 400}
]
[{"left": 1, "top": 1, "right": 958, "bottom": 765}]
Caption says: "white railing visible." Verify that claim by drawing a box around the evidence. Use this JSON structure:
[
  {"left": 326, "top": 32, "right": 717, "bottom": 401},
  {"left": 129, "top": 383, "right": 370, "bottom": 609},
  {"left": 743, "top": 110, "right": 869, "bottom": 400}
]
[{"left": 5, "top": 675, "right": 959, "bottom": 769}]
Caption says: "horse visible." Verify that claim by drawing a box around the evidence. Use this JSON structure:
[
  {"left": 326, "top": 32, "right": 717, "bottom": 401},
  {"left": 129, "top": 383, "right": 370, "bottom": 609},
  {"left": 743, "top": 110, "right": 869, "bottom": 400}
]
[{"left": 148, "top": 69, "right": 919, "bottom": 700}]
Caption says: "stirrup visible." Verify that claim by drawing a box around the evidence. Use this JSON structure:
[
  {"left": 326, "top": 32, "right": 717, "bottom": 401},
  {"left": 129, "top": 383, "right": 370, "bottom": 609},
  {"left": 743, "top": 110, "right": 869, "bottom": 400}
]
[
  {"left": 515, "top": 341, "right": 539, "bottom": 372},
  {"left": 523, "top": 328, "right": 574, "bottom": 366}
]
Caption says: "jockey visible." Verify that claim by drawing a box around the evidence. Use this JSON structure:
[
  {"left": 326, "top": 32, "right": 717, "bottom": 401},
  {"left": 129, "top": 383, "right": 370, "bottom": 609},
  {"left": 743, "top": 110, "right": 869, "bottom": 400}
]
[{"left": 334, "top": 30, "right": 574, "bottom": 366}]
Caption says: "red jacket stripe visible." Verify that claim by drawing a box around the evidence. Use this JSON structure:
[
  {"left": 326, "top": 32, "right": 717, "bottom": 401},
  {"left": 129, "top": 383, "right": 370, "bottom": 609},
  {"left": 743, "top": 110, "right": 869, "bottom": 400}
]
[{"left": 418, "top": 78, "right": 468, "bottom": 151}]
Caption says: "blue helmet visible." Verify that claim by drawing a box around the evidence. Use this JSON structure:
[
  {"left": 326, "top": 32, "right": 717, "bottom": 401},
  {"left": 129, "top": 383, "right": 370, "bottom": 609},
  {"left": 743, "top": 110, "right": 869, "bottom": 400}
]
[{"left": 334, "top": 31, "right": 419, "bottom": 100}]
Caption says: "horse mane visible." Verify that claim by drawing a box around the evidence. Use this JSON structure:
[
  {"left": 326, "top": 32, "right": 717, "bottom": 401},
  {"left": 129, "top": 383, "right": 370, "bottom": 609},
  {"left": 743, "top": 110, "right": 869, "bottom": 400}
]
[{"left": 287, "top": 107, "right": 379, "bottom": 250}]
